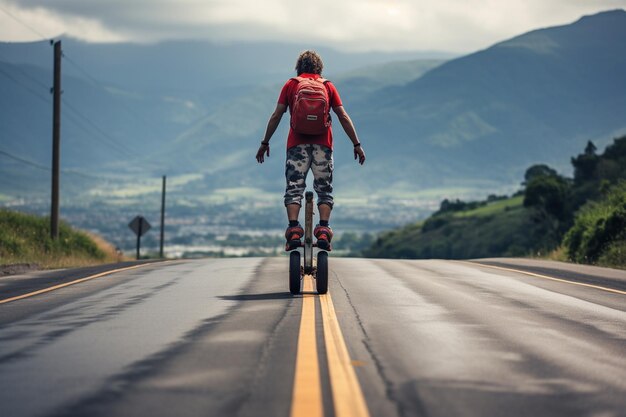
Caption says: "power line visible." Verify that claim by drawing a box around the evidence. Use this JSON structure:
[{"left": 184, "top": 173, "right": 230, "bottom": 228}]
[
  {"left": 0, "top": 3, "right": 131, "bottom": 155},
  {"left": 59, "top": 169, "right": 110, "bottom": 180},
  {"left": 56, "top": 52, "right": 146, "bottom": 158},
  {"left": 0, "top": 65, "right": 50, "bottom": 104},
  {"left": 62, "top": 52, "right": 159, "bottom": 136},
  {"left": 0, "top": 17, "right": 149, "bottom": 185},
  {"left": 64, "top": 112, "right": 135, "bottom": 158},
  {"left": 0, "top": 53, "right": 50, "bottom": 91},
  {"left": 0, "top": 66, "right": 137, "bottom": 159},
  {"left": 0, "top": 3, "right": 50, "bottom": 41},
  {"left": 0, "top": 148, "right": 120, "bottom": 180},
  {"left": 62, "top": 54, "right": 104, "bottom": 88},
  {"left": 0, "top": 57, "right": 139, "bottom": 158},
  {"left": 0, "top": 64, "right": 139, "bottom": 159},
  {"left": 0, "top": 149, "right": 48, "bottom": 170},
  {"left": 62, "top": 98, "right": 140, "bottom": 157},
  {"left": 2, "top": 121, "right": 132, "bottom": 181},
  {"left": 0, "top": 15, "right": 145, "bottom": 162}
]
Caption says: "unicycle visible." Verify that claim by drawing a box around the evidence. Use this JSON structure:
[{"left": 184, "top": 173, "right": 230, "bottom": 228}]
[{"left": 288, "top": 191, "right": 329, "bottom": 295}]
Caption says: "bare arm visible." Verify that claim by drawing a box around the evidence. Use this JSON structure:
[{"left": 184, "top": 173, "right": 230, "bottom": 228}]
[
  {"left": 333, "top": 105, "right": 365, "bottom": 164},
  {"left": 333, "top": 106, "right": 359, "bottom": 144},
  {"left": 256, "top": 103, "right": 287, "bottom": 163},
  {"left": 263, "top": 103, "right": 287, "bottom": 143}
]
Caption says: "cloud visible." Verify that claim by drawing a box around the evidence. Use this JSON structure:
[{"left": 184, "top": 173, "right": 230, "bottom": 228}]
[
  {"left": 1, "top": 0, "right": 625, "bottom": 52},
  {"left": 0, "top": 1, "right": 127, "bottom": 42}
]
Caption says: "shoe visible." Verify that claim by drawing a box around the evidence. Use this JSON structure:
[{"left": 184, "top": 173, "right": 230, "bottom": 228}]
[
  {"left": 285, "top": 224, "right": 304, "bottom": 251},
  {"left": 314, "top": 224, "right": 333, "bottom": 251}
]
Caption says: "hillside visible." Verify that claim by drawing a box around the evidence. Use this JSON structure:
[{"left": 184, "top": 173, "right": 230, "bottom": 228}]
[
  {"left": 0, "top": 39, "right": 451, "bottom": 96},
  {"left": 0, "top": 39, "right": 446, "bottom": 196},
  {"left": 2, "top": 10, "right": 626, "bottom": 251},
  {"left": 0, "top": 209, "right": 120, "bottom": 269},
  {"left": 351, "top": 9, "right": 626, "bottom": 191},
  {"left": 2, "top": 11, "right": 624, "bottom": 200},
  {"left": 160, "top": 9, "right": 626, "bottom": 198},
  {"left": 363, "top": 195, "right": 538, "bottom": 259},
  {"left": 148, "top": 9, "right": 626, "bottom": 200},
  {"left": 365, "top": 135, "right": 626, "bottom": 269}
]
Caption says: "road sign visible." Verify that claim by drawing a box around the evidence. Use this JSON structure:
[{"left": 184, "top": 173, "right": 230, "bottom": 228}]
[
  {"left": 129, "top": 216, "right": 151, "bottom": 260},
  {"left": 129, "top": 216, "right": 151, "bottom": 237}
]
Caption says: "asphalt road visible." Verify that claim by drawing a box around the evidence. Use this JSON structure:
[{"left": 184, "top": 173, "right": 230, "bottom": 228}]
[{"left": 0, "top": 257, "right": 624, "bottom": 417}]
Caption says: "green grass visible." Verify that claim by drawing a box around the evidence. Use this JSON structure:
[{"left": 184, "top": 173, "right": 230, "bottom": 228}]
[
  {"left": 0, "top": 209, "right": 120, "bottom": 269},
  {"left": 453, "top": 195, "right": 524, "bottom": 218},
  {"left": 363, "top": 193, "right": 547, "bottom": 260}
]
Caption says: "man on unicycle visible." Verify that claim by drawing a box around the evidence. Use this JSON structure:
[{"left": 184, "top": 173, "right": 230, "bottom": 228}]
[{"left": 256, "top": 50, "right": 365, "bottom": 251}]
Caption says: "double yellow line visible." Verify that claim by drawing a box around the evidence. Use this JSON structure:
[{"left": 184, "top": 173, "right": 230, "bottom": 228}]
[
  {"left": 291, "top": 276, "right": 370, "bottom": 417},
  {"left": 2, "top": 262, "right": 370, "bottom": 416}
]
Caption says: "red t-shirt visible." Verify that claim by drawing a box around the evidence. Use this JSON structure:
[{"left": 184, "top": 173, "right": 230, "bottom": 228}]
[{"left": 278, "top": 73, "right": 343, "bottom": 150}]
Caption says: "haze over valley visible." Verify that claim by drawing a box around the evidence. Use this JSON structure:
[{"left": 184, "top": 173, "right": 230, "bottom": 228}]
[{"left": 1, "top": 10, "right": 625, "bottom": 256}]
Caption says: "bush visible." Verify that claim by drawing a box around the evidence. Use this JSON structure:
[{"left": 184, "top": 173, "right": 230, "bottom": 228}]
[
  {"left": 598, "top": 240, "right": 626, "bottom": 267},
  {"left": 0, "top": 209, "right": 113, "bottom": 268},
  {"left": 563, "top": 181, "right": 626, "bottom": 266}
]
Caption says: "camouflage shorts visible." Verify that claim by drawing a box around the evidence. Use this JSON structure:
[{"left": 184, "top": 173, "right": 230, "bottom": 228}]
[{"left": 284, "top": 144, "right": 334, "bottom": 208}]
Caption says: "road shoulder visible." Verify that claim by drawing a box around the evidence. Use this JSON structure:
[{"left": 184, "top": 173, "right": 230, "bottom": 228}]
[
  {"left": 0, "top": 260, "right": 167, "bottom": 303},
  {"left": 470, "top": 258, "right": 626, "bottom": 292}
]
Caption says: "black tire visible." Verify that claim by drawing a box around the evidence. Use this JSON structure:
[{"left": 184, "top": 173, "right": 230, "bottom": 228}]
[
  {"left": 316, "top": 251, "right": 328, "bottom": 294},
  {"left": 289, "top": 251, "right": 301, "bottom": 295}
]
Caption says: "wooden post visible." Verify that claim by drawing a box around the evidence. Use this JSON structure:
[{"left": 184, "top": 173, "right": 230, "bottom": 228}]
[
  {"left": 50, "top": 40, "right": 62, "bottom": 239},
  {"left": 159, "top": 175, "right": 166, "bottom": 258},
  {"left": 136, "top": 216, "right": 143, "bottom": 260}
]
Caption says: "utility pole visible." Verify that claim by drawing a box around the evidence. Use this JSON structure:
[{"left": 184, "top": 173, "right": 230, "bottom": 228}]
[
  {"left": 50, "top": 40, "right": 62, "bottom": 240},
  {"left": 159, "top": 175, "right": 167, "bottom": 258}
]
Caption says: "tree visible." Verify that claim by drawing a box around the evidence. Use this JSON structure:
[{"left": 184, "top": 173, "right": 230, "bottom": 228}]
[
  {"left": 438, "top": 198, "right": 465, "bottom": 213},
  {"left": 524, "top": 175, "right": 571, "bottom": 220},
  {"left": 571, "top": 140, "right": 600, "bottom": 185},
  {"left": 523, "top": 164, "right": 558, "bottom": 184},
  {"left": 523, "top": 172, "right": 573, "bottom": 248},
  {"left": 584, "top": 140, "right": 597, "bottom": 156},
  {"left": 602, "top": 136, "right": 626, "bottom": 161}
]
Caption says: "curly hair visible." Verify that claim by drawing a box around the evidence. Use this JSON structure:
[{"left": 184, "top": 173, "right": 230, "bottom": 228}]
[{"left": 295, "top": 50, "right": 324, "bottom": 75}]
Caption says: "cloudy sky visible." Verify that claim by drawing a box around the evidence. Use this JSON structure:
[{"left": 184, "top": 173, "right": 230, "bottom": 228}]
[{"left": 0, "top": 0, "right": 624, "bottom": 52}]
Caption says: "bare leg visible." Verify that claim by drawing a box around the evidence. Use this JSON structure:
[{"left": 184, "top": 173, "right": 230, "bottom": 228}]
[
  {"left": 318, "top": 203, "right": 331, "bottom": 222},
  {"left": 286, "top": 203, "right": 301, "bottom": 222}
]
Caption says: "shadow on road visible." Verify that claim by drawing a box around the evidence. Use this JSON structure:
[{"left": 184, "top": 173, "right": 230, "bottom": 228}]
[{"left": 219, "top": 292, "right": 295, "bottom": 301}]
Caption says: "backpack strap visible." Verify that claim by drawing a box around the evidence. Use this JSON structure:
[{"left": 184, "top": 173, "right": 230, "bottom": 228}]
[
  {"left": 321, "top": 79, "right": 333, "bottom": 105},
  {"left": 289, "top": 76, "right": 333, "bottom": 112},
  {"left": 290, "top": 76, "right": 329, "bottom": 84}
]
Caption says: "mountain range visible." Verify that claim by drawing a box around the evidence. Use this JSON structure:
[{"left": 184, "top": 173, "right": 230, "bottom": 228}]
[
  {"left": 351, "top": 9, "right": 626, "bottom": 192},
  {"left": 1, "top": 10, "right": 625, "bottom": 209}
]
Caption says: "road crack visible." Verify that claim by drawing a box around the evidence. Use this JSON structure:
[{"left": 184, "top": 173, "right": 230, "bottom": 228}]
[{"left": 333, "top": 269, "right": 426, "bottom": 417}]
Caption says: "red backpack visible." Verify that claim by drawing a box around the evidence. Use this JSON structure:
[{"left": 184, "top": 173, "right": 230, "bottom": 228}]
[{"left": 290, "top": 76, "right": 331, "bottom": 135}]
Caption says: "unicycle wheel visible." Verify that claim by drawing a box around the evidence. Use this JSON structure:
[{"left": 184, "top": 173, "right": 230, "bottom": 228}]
[
  {"left": 289, "top": 251, "right": 301, "bottom": 294},
  {"left": 316, "top": 251, "right": 328, "bottom": 294}
]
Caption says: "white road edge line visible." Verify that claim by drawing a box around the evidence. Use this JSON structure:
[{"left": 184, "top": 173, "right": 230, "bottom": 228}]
[{"left": 461, "top": 261, "right": 626, "bottom": 296}]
